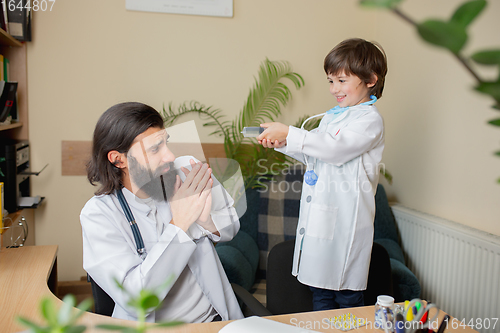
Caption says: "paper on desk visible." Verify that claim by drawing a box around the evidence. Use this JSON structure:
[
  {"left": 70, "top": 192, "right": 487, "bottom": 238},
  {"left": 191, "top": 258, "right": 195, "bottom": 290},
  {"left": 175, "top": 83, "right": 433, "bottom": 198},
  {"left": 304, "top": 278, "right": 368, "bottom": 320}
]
[{"left": 219, "top": 316, "right": 320, "bottom": 333}]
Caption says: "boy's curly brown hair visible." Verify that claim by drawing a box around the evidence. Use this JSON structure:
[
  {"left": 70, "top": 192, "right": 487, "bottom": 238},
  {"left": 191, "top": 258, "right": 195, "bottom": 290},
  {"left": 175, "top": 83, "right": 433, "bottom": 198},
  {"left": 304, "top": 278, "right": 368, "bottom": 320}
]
[{"left": 324, "top": 38, "right": 388, "bottom": 99}]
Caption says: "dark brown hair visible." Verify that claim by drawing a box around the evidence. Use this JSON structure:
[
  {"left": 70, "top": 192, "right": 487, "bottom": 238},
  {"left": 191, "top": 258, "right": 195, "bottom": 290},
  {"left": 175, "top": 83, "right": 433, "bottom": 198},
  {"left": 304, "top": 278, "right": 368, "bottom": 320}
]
[
  {"left": 87, "top": 102, "right": 164, "bottom": 195},
  {"left": 324, "top": 38, "right": 388, "bottom": 99}
]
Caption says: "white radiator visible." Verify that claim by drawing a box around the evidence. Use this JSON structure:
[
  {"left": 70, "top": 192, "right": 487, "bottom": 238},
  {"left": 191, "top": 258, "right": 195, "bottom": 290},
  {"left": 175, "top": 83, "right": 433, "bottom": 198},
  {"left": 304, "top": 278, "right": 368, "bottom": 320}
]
[{"left": 391, "top": 205, "right": 500, "bottom": 333}]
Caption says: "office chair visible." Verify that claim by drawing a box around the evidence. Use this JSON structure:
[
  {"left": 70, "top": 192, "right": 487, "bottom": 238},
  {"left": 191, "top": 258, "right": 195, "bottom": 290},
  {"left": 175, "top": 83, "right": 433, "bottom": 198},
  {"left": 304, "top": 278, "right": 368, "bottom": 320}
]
[
  {"left": 265, "top": 239, "right": 313, "bottom": 315},
  {"left": 87, "top": 274, "right": 115, "bottom": 317},
  {"left": 233, "top": 240, "right": 393, "bottom": 316}
]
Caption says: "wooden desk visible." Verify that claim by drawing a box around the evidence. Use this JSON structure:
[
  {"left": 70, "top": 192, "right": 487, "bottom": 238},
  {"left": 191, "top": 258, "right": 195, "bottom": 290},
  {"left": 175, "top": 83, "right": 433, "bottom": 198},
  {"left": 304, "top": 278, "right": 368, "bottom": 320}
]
[
  {"left": 0, "top": 245, "right": 58, "bottom": 332},
  {"left": 0, "top": 245, "right": 478, "bottom": 333}
]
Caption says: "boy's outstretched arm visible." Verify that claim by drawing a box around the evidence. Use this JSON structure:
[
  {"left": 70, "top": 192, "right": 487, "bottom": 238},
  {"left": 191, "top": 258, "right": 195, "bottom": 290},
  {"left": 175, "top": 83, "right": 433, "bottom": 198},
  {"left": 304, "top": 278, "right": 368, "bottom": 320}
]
[
  {"left": 257, "top": 122, "right": 289, "bottom": 143},
  {"left": 257, "top": 122, "right": 306, "bottom": 164}
]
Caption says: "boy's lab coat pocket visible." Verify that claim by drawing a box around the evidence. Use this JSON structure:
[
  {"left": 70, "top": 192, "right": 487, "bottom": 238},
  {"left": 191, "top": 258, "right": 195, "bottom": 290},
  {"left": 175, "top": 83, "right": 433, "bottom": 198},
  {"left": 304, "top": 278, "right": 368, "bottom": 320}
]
[{"left": 305, "top": 204, "right": 338, "bottom": 240}]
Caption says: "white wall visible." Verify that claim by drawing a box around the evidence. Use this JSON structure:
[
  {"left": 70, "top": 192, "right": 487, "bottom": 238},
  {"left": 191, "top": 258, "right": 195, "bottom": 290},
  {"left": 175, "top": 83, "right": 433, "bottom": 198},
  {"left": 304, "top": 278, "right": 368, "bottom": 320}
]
[{"left": 27, "top": 0, "right": 500, "bottom": 281}]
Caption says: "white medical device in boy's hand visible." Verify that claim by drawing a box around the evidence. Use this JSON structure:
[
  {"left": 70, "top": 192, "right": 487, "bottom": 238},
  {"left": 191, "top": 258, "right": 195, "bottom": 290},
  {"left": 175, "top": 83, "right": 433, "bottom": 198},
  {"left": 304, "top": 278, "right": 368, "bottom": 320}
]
[{"left": 241, "top": 127, "right": 265, "bottom": 137}]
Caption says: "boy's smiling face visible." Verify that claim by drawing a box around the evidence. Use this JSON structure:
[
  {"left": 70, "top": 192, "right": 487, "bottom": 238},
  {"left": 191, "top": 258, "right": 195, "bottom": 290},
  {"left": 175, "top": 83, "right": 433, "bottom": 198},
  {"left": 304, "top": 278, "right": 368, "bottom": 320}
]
[{"left": 327, "top": 71, "right": 375, "bottom": 108}]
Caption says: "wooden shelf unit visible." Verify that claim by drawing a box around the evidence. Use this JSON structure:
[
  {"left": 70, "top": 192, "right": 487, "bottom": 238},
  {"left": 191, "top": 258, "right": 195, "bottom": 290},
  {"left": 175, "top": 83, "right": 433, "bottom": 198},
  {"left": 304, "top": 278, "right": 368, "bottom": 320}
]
[
  {"left": 0, "top": 30, "right": 33, "bottom": 246},
  {"left": 0, "top": 28, "right": 22, "bottom": 47},
  {"left": 0, "top": 120, "right": 22, "bottom": 131},
  {"left": 0, "top": 28, "right": 28, "bottom": 140}
]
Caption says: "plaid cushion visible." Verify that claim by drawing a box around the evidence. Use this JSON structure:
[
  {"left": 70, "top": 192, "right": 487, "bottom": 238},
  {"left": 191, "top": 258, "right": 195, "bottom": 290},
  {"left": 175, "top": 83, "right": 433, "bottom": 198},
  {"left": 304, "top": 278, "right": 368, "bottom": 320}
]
[{"left": 257, "top": 164, "right": 305, "bottom": 278}]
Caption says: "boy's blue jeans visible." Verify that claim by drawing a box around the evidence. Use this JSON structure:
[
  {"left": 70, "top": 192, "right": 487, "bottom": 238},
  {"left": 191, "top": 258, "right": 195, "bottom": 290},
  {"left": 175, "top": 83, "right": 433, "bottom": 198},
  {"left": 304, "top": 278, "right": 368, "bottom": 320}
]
[{"left": 309, "top": 287, "right": 364, "bottom": 311}]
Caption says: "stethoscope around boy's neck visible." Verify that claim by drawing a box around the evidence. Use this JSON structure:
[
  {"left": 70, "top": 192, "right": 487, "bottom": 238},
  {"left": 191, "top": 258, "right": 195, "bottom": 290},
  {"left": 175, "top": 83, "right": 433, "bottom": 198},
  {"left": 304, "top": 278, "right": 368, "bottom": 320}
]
[
  {"left": 301, "top": 95, "right": 377, "bottom": 186},
  {"left": 300, "top": 95, "right": 377, "bottom": 130}
]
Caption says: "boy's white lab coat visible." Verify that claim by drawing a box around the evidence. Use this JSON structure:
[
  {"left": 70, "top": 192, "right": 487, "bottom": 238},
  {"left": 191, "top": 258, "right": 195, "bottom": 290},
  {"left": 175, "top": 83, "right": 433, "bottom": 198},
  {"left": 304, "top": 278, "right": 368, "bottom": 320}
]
[
  {"left": 80, "top": 156, "right": 243, "bottom": 322},
  {"left": 276, "top": 104, "right": 384, "bottom": 290}
]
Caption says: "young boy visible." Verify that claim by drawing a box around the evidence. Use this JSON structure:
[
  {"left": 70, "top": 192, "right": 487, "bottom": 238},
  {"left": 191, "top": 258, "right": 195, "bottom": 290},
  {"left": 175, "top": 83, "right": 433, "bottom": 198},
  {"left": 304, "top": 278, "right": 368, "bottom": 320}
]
[{"left": 257, "top": 38, "right": 387, "bottom": 310}]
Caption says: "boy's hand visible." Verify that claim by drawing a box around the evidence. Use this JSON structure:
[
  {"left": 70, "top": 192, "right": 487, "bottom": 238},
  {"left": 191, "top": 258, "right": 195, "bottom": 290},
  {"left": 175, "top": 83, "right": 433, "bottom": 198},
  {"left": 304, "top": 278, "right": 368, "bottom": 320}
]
[
  {"left": 260, "top": 139, "right": 286, "bottom": 149},
  {"left": 257, "top": 122, "right": 289, "bottom": 143}
]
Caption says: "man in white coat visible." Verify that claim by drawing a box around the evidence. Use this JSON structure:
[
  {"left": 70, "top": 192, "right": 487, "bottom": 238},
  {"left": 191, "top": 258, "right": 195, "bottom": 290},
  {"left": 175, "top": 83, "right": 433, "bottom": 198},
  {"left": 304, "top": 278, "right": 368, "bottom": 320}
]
[{"left": 80, "top": 102, "right": 243, "bottom": 322}]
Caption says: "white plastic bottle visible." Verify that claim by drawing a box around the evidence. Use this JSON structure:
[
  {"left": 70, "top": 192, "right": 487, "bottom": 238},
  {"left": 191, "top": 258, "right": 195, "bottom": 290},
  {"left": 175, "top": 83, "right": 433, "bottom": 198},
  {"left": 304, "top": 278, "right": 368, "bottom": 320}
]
[
  {"left": 241, "top": 127, "right": 265, "bottom": 137},
  {"left": 374, "top": 295, "right": 395, "bottom": 332}
]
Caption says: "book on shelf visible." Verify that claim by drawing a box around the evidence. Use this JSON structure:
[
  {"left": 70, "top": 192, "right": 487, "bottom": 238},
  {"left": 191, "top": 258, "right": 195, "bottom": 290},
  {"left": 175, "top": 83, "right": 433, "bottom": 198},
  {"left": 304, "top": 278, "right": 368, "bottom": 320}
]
[
  {"left": 0, "top": 81, "right": 17, "bottom": 122},
  {"left": 25, "top": 2, "right": 31, "bottom": 41},
  {"left": 7, "top": 0, "right": 31, "bottom": 41},
  {"left": 3, "top": 56, "right": 9, "bottom": 81},
  {"left": 0, "top": 54, "right": 3, "bottom": 81},
  {"left": 0, "top": 182, "right": 4, "bottom": 235},
  {"left": 0, "top": 1, "right": 8, "bottom": 34}
]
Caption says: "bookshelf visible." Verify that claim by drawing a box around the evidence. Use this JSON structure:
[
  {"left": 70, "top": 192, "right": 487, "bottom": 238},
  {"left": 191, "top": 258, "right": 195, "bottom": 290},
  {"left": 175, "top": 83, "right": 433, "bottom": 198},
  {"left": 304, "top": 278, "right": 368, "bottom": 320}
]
[
  {"left": 0, "top": 28, "right": 32, "bottom": 248},
  {"left": 0, "top": 29, "right": 27, "bottom": 140}
]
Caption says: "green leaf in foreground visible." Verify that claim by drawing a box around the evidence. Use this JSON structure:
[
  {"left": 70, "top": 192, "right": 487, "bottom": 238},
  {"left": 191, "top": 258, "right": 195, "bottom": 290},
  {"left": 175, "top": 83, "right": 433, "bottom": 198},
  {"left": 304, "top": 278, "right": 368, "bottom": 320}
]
[
  {"left": 64, "top": 326, "right": 87, "bottom": 333},
  {"left": 18, "top": 295, "right": 93, "bottom": 333},
  {"left": 450, "top": 0, "right": 486, "bottom": 28},
  {"left": 488, "top": 118, "right": 500, "bottom": 127},
  {"left": 417, "top": 19, "right": 467, "bottom": 54},
  {"left": 471, "top": 49, "right": 500, "bottom": 65},
  {"left": 16, "top": 317, "right": 47, "bottom": 333},
  {"left": 475, "top": 82, "right": 500, "bottom": 101},
  {"left": 96, "top": 324, "right": 138, "bottom": 332},
  {"left": 359, "top": 0, "right": 403, "bottom": 8},
  {"left": 138, "top": 293, "right": 160, "bottom": 311}
]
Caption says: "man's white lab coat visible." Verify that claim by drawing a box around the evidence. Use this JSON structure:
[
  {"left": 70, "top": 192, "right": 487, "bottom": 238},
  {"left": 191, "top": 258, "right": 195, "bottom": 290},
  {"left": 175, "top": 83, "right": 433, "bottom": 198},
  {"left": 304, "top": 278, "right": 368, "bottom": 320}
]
[{"left": 80, "top": 156, "right": 243, "bottom": 322}]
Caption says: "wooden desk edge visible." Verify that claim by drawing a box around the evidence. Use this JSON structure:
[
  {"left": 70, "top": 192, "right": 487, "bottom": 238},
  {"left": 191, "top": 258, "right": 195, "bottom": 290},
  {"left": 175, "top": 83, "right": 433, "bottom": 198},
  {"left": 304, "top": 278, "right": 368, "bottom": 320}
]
[{"left": 1, "top": 245, "right": 479, "bottom": 333}]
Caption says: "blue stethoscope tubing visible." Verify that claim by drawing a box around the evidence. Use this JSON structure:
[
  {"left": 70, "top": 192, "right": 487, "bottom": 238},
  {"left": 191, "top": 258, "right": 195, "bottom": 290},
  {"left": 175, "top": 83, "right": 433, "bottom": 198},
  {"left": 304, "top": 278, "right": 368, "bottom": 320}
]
[
  {"left": 117, "top": 188, "right": 147, "bottom": 257},
  {"left": 300, "top": 95, "right": 377, "bottom": 130}
]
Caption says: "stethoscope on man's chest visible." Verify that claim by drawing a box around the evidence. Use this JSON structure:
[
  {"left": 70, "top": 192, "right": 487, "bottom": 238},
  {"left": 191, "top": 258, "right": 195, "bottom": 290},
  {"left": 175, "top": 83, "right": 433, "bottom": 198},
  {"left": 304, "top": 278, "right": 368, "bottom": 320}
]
[
  {"left": 300, "top": 95, "right": 377, "bottom": 186},
  {"left": 116, "top": 188, "right": 147, "bottom": 259}
]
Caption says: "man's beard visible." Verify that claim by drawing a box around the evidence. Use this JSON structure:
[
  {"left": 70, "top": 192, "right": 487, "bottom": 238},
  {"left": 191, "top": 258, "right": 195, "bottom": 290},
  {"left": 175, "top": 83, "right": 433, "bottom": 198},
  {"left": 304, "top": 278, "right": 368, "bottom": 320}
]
[{"left": 128, "top": 156, "right": 177, "bottom": 201}]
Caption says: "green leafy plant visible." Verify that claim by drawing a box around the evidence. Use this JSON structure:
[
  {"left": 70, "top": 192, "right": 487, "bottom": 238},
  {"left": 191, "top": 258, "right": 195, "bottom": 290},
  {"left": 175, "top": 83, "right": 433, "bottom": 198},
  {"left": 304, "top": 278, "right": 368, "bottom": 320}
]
[
  {"left": 96, "top": 277, "right": 183, "bottom": 333},
  {"left": 360, "top": 0, "right": 500, "bottom": 181},
  {"left": 17, "top": 294, "right": 93, "bottom": 333},
  {"left": 162, "top": 59, "right": 320, "bottom": 191}
]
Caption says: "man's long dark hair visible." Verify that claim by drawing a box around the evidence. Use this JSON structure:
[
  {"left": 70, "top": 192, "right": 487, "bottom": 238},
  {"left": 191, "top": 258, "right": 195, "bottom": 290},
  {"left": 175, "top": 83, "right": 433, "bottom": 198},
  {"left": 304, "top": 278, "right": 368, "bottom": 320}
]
[{"left": 87, "top": 102, "right": 164, "bottom": 196}]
